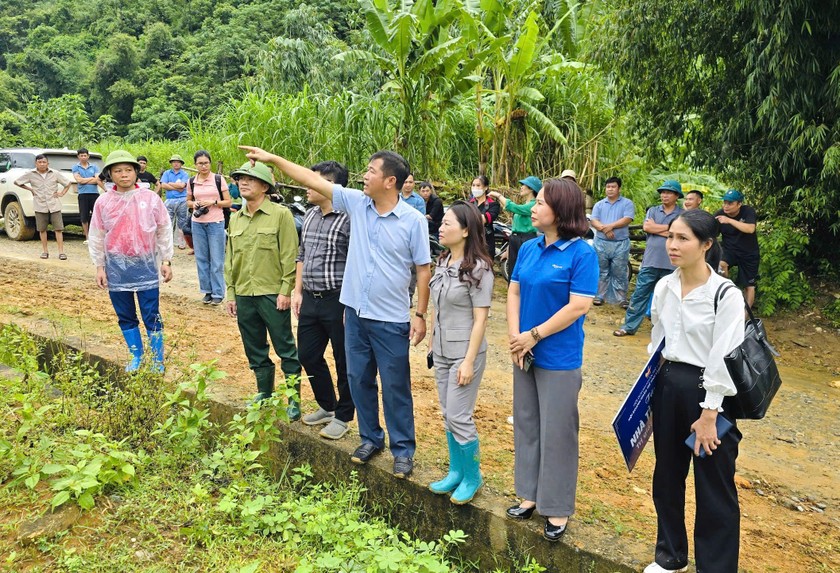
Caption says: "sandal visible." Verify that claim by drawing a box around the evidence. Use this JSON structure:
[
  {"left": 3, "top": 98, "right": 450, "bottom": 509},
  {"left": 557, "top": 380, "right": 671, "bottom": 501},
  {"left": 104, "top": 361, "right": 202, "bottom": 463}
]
[
  {"left": 613, "top": 329, "right": 634, "bottom": 337},
  {"left": 58, "top": 253, "right": 67, "bottom": 260},
  {"left": 40, "top": 252, "right": 49, "bottom": 259}
]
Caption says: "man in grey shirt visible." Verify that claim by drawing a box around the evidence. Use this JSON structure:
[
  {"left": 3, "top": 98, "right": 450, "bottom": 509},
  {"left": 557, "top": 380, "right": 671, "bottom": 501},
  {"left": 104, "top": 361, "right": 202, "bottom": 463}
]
[{"left": 614, "top": 180, "right": 683, "bottom": 336}]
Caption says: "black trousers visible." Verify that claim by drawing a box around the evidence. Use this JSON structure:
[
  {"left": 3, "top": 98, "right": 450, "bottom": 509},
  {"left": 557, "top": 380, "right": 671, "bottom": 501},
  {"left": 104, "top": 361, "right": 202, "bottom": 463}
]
[
  {"left": 508, "top": 232, "right": 537, "bottom": 278},
  {"left": 297, "top": 290, "right": 354, "bottom": 422},
  {"left": 651, "top": 360, "right": 741, "bottom": 573}
]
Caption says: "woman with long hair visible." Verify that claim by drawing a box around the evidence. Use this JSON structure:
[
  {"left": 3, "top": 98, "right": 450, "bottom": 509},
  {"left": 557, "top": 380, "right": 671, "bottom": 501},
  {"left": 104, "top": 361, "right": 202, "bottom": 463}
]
[
  {"left": 187, "top": 150, "right": 232, "bottom": 305},
  {"left": 467, "top": 175, "right": 500, "bottom": 257},
  {"left": 643, "top": 209, "right": 744, "bottom": 573},
  {"left": 427, "top": 201, "right": 494, "bottom": 505},
  {"left": 505, "top": 178, "right": 598, "bottom": 541}
]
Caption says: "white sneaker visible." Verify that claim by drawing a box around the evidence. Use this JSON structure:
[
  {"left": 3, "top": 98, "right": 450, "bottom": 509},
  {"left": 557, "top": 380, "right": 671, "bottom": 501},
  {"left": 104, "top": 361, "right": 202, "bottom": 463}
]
[
  {"left": 83, "top": 240, "right": 89, "bottom": 245},
  {"left": 643, "top": 563, "right": 688, "bottom": 573}
]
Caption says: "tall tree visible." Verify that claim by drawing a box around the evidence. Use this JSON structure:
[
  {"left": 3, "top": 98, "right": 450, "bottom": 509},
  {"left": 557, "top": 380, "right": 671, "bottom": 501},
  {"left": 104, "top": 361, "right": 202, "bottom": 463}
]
[{"left": 595, "top": 0, "right": 840, "bottom": 260}]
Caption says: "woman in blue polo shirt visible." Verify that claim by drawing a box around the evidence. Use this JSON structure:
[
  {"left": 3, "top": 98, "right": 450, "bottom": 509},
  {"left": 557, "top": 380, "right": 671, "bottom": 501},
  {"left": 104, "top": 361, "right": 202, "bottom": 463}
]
[{"left": 505, "top": 178, "right": 598, "bottom": 541}]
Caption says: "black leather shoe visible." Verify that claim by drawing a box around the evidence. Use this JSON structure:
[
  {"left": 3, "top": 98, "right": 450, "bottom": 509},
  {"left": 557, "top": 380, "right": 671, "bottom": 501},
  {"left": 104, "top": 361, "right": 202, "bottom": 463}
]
[
  {"left": 350, "top": 442, "right": 382, "bottom": 464},
  {"left": 506, "top": 504, "right": 536, "bottom": 520},
  {"left": 543, "top": 518, "right": 567, "bottom": 541},
  {"left": 393, "top": 456, "right": 414, "bottom": 479}
]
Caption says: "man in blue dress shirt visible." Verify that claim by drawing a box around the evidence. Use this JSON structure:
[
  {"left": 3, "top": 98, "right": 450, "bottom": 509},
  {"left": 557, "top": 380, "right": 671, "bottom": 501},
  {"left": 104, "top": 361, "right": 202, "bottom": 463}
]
[{"left": 239, "top": 145, "right": 431, "bottom": 479}]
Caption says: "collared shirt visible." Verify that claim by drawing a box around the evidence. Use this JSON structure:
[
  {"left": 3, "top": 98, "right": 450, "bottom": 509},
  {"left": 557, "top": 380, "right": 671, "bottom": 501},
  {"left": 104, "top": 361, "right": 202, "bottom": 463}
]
[
  {"left": 714, "top": 205, "right": 759, "bottom": 258},
  {"left": 641, "top": 205, "right": 683, "bottom": 269},
  {"left": 649, "top": 266, "right": 745, "bottom": 410},
  {"left": 511, "top": 236, "right": 598, "bottom": 370},
  {"left": 332, "top": 184, "right": 431, "bottom": 323},
  {"left": 430, "top": 256, "right": 493, "bottom": 359},
  {"left": 296, "top": 205, "right": 351, "bottom": 292},
  {"left": 160, "top": 168, "right": 190, "bottom": 200},
  {"left": 72, "top": 162, "right": 101, "bottom": 195},
  {"left": 15, "top": 169, "right": 71, "bottom": 213},
  {"left": 400, "top": 191, "right": 426, "bottom": 214},
  {"left": 591, "top": 195, "right": 635, "bottom": 241},
  {"left": 504, "top": 199, "right": 536, "bottom": 233},
  {"left": 224, "top": 200, "right": 299, "bottom": 299}
]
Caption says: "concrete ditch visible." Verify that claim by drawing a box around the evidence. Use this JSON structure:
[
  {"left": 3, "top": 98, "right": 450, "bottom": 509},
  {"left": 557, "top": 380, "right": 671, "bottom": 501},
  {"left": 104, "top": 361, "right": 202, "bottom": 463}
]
[{"left": 22, "top": 326, "right": 642, "bottom": 573}]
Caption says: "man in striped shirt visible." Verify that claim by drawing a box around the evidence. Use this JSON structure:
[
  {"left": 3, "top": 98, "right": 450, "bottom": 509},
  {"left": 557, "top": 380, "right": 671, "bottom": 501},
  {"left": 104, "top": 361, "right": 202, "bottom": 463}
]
[{"left": 292, "top": 161, "right": 354, "bottom": 440}]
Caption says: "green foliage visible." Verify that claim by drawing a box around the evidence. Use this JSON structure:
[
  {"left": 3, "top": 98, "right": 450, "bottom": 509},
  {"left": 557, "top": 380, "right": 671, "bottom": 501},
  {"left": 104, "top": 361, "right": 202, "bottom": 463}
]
[
  {"left": 594, "top": 0, "right": 840, "bottom": 263},
  {"left": 152, "top": 362, "right": 219, "bottom": 452},
  {"left": 755, "top": 220, "right": 813, "bottom": 316},
  {"left": 0, "top": 324, "right": 490, "bottom": 572},
  {"left": 822, "top": 298, "right": 840, "bottom": 329},
  {"left": 41, "top": 431, "right": 141, "bottom": 510}
]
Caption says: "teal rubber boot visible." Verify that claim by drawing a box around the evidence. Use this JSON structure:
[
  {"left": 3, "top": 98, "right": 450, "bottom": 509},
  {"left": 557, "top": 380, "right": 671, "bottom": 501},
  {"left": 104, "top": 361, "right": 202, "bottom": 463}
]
[
  {"left": 429, "top": 431, "right": 463, "bottom": 494},
  {"left": 286, "top": 378, "right": 301, "bottom": 422},
  {"left": 252, "top": 366, "right": 276, "bottom": 403},
  {"left": 147, "top": 329, "right": 165, "bottom": 373},
  {"left": 122, "top": 328, "right": 144, "bottom": 372},
  {"left": 450, "top": 439, "right": 483, "bottom": 505}
]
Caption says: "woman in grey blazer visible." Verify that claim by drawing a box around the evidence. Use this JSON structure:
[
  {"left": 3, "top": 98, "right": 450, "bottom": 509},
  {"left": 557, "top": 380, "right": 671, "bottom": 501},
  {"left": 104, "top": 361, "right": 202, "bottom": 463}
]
[{"left": 427, "top": 201, "right": 494, "bottom": 505}]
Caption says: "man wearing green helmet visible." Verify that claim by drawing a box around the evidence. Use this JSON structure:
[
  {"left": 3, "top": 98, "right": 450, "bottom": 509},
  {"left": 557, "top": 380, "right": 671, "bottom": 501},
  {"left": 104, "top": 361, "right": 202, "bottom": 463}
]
[
  {"left": 224, "top": 161, "right": 303, "bottom": 419},
  {"left": 87, "top": 150, "right": 174, "bottom": 373}
]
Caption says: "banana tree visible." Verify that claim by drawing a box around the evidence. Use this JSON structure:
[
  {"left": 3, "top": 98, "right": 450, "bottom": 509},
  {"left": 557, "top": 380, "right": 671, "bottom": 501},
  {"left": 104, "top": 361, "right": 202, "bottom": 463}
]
[{"left": 335, "top": 0, "right": 484, "bottom": 176}]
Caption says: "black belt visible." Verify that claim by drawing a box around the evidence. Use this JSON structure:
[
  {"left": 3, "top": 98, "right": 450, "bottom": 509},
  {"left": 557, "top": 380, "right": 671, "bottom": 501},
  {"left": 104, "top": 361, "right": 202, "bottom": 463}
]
[{"left": 304, "top": 288, "right": 341, "bottom": 299}]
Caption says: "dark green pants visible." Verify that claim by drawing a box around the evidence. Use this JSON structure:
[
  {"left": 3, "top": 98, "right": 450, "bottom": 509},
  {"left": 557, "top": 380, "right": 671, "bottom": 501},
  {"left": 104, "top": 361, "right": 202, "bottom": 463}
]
[{"left": 235, "top": 294, "right": 301, "bottom": 379}]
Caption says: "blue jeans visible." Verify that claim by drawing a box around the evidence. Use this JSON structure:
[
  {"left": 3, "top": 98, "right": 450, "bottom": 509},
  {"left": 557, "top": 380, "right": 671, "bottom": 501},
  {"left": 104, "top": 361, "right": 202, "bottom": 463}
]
[
  {"left": 344, "top": 308, "right": 415, "bottom": 457},
  {"left": 192, "top": 221, "right": 226, "bottom": 299},
  {"left": 621, "top": 267, "right": 672, "bottom": 333},
  {"left": 594, "top": 237, "right": 630, "bottom": 304},
  {"left": 109, "top": 289, "right": 161, "bottom": 332},
  {"left": 164, "top": 198, "right": 190, "bottom": 239}
]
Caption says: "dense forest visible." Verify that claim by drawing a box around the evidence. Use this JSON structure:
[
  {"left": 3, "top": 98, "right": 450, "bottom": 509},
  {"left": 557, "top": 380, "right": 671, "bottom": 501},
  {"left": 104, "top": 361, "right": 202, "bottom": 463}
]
[{"left": 2, "top": 0, "right": 839, "bottom": 313}]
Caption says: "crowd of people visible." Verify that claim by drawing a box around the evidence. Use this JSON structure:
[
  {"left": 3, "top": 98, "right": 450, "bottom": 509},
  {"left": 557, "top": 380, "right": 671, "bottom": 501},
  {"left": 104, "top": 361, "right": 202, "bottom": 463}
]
[{"left": 14, "top": 145, "right": 761, "bottom": 571}]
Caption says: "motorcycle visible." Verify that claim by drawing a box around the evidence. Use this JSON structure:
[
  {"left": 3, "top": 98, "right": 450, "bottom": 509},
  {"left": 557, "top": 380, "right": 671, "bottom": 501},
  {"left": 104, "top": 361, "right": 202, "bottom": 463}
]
[{"left": 268, "top": 186, "right": 307, "bottom": 238}]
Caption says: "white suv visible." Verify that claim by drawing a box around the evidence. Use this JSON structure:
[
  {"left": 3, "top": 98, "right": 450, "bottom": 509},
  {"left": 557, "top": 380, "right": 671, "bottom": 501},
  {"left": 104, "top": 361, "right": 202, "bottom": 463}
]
[{"left": 0, "top": 148, "right": 103, "bottom": 240}]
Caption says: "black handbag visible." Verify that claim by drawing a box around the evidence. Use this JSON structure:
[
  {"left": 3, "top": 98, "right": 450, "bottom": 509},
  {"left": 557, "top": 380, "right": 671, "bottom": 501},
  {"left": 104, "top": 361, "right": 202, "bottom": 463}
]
[{"left": 715, "top": 284, "right": 782, "bottom": 419}]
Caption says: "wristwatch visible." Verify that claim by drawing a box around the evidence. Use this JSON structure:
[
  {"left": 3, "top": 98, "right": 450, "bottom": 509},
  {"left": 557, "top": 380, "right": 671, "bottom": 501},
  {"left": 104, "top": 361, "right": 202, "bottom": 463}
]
[
  {"left": 415, "top": 311, "right": 426, "bottom": 319},
  {"left": 161, "top": 260, "right": 172, "bottom": 266}
]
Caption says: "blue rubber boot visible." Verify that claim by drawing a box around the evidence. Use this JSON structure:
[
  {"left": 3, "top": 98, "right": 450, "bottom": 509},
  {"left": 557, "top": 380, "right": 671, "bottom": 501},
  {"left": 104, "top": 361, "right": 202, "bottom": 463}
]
[
  {"left": 122, "top": 328, "right": 144, "bottom": 372},
  {"left": 429, "top": 431, "right": 463, "bottom": 494},
  {"left": 450, "top": 439, "right": 483, "bottom": 505},
  {"left": 147, "top": 329, "right": 165, "bottom": 373}
]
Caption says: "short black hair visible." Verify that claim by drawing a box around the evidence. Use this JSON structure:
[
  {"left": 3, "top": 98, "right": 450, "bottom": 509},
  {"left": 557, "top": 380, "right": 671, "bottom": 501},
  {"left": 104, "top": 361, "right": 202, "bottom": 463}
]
[
  {"left": 605, "top": 176, "right": 622, "bottom": 188},
  {"left": 35, "top": 154, "right": 47, "bottom": 161},
  {"left": 310, "top": 160, "right": 349, "bottom": 187},
  {"left": 136, "top": 155, "right": 148, "bottom": 162},
  {"left": 77, "top": 148, "right": 89, "bottom": 155},
  {"left": 369, "top": 150, "right": 410, "bottom": 190},
  {"left": 687, "top": 189, "right": 704, "bottom": 200}
]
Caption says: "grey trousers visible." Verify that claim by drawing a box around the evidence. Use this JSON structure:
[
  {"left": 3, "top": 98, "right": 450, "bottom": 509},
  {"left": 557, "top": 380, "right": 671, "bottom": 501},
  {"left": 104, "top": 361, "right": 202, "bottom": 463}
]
[
  {"left": 513, "top": 365, "right": 582, "bottom": 516},
  {"left": 433, "top": 351, "right": 486, "bottom": 444}
]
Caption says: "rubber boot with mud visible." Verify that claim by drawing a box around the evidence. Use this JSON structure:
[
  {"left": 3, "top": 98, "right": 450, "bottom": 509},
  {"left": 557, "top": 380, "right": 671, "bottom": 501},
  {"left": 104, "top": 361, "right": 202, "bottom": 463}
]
[
  {"left": 286, "top": 378, "right": 301, "bottom": 422},
  {"left": 147, "top": 329, "right": 165, "bottom": 373},
  {"left": 122, "top": 327, "right": 144, "bottom": 372},
  {"left": 252, "top": 365, "right": 275, "bottom": 403},
  {"left": 450, "top": 439, "right": 483, "bottom": 505},
  {"left": 429, "top": 431, "right": 463, "bottom": 494}
]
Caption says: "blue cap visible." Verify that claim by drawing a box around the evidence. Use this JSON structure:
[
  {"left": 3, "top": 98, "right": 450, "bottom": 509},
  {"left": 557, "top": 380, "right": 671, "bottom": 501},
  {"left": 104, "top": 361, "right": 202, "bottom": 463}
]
[
  {"left": 722, "top": 189, "right": 744, "bottom": 202},
  {"left": 657, "top": 179, "right": 684, "bottom": 198},
  {"left": 518, "top": 176, "right": 542, "bottom": 193}
]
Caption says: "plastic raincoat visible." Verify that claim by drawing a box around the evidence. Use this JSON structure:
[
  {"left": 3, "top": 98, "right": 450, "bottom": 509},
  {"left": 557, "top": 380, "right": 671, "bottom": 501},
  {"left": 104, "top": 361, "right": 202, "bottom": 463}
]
[{"left": 88, "top": 185, "right": 174, "bottom": 292}]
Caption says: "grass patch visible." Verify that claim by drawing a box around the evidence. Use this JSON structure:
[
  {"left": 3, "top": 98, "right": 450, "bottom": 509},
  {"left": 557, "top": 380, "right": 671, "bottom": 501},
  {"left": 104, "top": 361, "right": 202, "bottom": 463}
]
[{"left": 0, "top": 324, "right": 541, "bottom": 572}]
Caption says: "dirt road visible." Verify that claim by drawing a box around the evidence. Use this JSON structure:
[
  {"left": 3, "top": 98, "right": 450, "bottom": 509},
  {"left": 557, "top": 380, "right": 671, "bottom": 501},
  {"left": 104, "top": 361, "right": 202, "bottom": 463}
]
[{"left": 1, "top": 231, "right": 837, "bottom": 572}]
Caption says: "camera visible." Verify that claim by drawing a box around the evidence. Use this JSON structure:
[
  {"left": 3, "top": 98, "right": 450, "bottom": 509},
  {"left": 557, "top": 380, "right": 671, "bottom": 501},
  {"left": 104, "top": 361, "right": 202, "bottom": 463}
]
[{"left": 193, "top": 205, "right": 210, "bottom": 218}]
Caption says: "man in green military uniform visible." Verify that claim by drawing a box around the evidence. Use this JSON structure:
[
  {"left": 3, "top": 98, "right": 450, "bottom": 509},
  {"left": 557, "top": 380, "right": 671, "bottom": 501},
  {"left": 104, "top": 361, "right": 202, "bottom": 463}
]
[{"left": 224, "top": 161, "right": 302, "bottom": 419}]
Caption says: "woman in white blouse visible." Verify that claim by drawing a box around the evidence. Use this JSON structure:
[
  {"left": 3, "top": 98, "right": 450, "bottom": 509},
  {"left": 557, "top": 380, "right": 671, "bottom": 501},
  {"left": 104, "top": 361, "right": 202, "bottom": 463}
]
[{"left": 644, "top": 209, "right": 744, "bottom": 573}]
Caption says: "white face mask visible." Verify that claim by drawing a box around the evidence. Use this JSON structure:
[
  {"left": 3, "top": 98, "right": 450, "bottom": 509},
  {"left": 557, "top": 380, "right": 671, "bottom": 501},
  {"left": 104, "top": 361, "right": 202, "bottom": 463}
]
[{"left": 471, "top": 187, "right": 485, "bottom": 198}]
